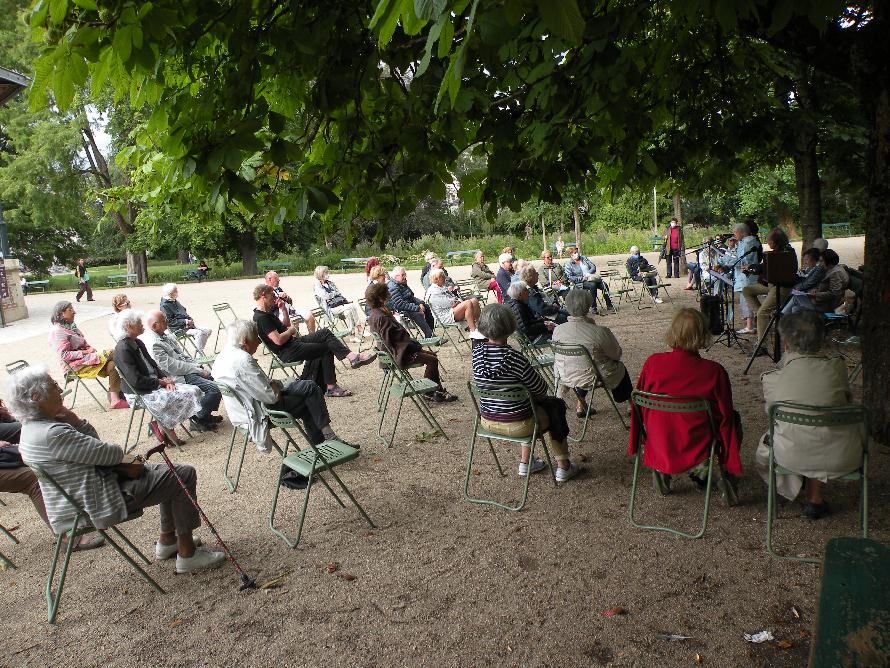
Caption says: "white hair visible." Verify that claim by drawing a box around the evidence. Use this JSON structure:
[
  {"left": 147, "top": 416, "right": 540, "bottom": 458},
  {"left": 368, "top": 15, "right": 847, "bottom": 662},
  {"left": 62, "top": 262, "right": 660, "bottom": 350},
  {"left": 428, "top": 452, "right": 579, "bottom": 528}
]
[
  {"left": 518, "top": 264, "right": 537, "bottom": 283},
  {"left": 424, "top": 251, "right": 436, "bottom": 261},
  {"left": 161, "top": 282, "right": 178, "bottom": 298},
  {"left": 391, "top": 266, "right": 406, "bottom": 277},
  {"left": 812, "top": 238, "right": 829, "bottom": 252},
  {"left": 513, "top": 259, "right": 528, "bottom": 274},
  {"left": 429, "top": 268, "right": 446, "bottom": 281},
  {"left": 629, "top": 246, "right": 639, "bottom": 254},
  {"left": 733, "top": 222, "right": 750, "bottom": 236},
  {"left": 498, "top": 253, "right": 513, "bottom": 265},
  {"left": 507, "top": 280, "right": 529, "bottom": 300},
  {"left": 4, "top": 364, "right": 54, "bottom": 423},
  {"left": 564, "top": 287, "right": 593, "bottom": 316},
  {"left": 314, "top": 265, "right": 329, "bottom": 281},
  {"left": 474, "top": 250, "right": 484, "bottom": 261},
  {"left": 113, "top": 308, "right": 143, "bottom": 341},
  {"left": 227, "top": 319, "right": 259, "bottom": 347}
]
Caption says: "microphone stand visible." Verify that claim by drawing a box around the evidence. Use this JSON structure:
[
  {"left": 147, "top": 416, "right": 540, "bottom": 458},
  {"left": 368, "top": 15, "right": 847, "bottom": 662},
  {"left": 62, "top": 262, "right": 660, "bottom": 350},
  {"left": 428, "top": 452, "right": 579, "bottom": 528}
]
[
  {"left": 743, "top": 285, "right": 794, "bottom": 374},
  {"left": 706, "top": 250, "right": 747, "bottom": 351}
]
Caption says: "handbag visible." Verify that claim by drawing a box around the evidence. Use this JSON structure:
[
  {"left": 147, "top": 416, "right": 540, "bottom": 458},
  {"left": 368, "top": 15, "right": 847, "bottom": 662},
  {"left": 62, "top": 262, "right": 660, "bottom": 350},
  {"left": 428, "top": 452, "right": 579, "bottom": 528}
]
[{"left": 328, "top": 295, "right": 348, "bottom": 308}]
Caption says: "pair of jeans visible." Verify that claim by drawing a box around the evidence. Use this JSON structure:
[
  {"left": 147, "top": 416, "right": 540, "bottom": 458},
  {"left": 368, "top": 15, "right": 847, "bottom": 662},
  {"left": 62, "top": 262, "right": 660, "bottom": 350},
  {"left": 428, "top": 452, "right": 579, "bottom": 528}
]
[
  {"left": 666, "top": 250, "right": 680, "bottom": 278},
  {"left": 269, "top": 379, "right": 329, "bottom": 445},
  {"left": 183, "top": 373, "right": 221, "bottom": 420},
  {"left": 401, "top": 308, "right": 435, "bottom": 338}
]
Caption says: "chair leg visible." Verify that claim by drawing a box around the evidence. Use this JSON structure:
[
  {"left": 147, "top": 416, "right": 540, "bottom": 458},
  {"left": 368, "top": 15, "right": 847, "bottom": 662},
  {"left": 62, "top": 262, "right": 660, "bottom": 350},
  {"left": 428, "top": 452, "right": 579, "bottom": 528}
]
[
  {"left": 78, "top": 377, "right": 107, "bottom": 412},
  {"left": 101, "top": 528, "right": 165, "bottom": 594},
  {"left": 123, "top": 405, "right": 141, "bottom": 453},
  {"left": 0, "top": 549, "right": 15, "bottom": 571},
  {"left": 1, "top": 522, "right": 20, "bottom": 545},
  {"left": 569, "top": 388, "right": 594, "bottom": 443},
  {"left": 410, "top": 393, "right": 447, "bottom": 439},
  {"left": 46, "top": 530, "right": 77, "bottom": 624},
  {"left": 486, "top": 438, "right": 505, "bottom": 477},
  {"left": 291, "top": 464, "right": 317, "bottom": 548},
  {"left": 325, "top": 466, "right": 375, "bottom": 529},
  {"left": 224, "top": 429, "right": 249, "bottom": 493}
]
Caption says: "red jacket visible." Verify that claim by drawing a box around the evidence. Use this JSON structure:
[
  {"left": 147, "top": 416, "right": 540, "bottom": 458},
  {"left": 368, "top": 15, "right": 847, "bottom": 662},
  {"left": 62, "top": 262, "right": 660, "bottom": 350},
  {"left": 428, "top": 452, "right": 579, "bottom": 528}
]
[{"left": 628, "top": 349, "right": 742, "bottom": 476}]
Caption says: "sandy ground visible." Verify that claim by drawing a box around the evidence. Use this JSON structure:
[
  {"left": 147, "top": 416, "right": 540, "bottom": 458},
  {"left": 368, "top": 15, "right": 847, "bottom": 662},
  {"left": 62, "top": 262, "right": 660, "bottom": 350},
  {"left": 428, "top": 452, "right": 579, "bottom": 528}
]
[{"left": 1, "top": 237, "right": 881, "bottom": 668}]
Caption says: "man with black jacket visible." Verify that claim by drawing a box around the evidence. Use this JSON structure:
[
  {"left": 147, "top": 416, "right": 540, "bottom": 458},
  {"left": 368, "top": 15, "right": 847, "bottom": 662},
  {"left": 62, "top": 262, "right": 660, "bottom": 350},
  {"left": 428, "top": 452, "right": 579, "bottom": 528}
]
[{"left": 387, "top": 266, "right": 435, "bottom": 337}]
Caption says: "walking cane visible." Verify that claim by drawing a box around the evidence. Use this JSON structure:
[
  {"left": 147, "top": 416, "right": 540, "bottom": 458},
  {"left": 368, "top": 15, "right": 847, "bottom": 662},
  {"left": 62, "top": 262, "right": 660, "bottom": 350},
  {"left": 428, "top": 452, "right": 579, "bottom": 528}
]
[{"left": 145, "top": 420, "right": 257, "bottom": 590}]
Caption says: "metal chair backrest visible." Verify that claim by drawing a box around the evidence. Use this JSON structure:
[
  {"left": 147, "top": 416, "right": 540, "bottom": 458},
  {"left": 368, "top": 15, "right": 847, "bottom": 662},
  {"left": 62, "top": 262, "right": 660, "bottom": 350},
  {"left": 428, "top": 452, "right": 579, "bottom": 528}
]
[
  {"left": 630, "top": 390, "right": 718, "bottom": 451},
  {"left": 263, "top": 406, "right": 302, "bottom": 431},
  {"left": 5, "top": 360, "right": 29, "bottom": 375},
  {"left": 466, "top": 380, "right": 539, "bottom": 419},
  {"left": 215, "top": 380, "right": 252, "bottom": 413},
  {"left": 549, "top": 341, "right": 605, "bottom": 386},
  {"left": 28, "top": 464, "right": 88, "bottom": 516},
  {"left": 212, "top": 303, "right": 237, "bottom": 327},
  {"left": 769, "top": 401, "right": 868, "bottom": 453}
]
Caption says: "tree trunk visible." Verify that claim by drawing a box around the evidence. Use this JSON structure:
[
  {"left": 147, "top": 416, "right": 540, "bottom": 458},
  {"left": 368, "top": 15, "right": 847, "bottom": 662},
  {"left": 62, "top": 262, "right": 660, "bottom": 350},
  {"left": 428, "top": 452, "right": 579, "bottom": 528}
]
[
  {"left": 792, "top": 70, "right": 822, "bottom": 248},
  {"left": 673, "top": 193, "right": 688, "bottom": 274},
  {"left": 178, "top": 251, "right": 190, "bottom": 264},
  {"left": 127, "top": 250, "right": 148, "bottom": 283},
  {"left": 239, "top": 231, "right": 258, "bottom": 276},
  {"left": 573, "top": 203, "right": 581, "bottom": 250}
]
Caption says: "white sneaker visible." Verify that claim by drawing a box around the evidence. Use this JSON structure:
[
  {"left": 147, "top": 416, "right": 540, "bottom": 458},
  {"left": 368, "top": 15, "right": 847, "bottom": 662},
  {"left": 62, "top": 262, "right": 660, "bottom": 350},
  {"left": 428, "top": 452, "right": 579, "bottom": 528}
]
[
  {"left": 175, "top": 547, "right": 226, "bottom": 574},
  {"left": 736, "top": 327, "right": 754, "bottom": 334},
  {"left": 156, "top": 536, "right": 203, "bottom": 560},
  {"left": 654, "top": 298, "right": 664, "bottom": 304},
  {"left": 517, "top": 458, "right": 547, "bottom": 476},
  {"left": 555, "top": 462, "right": 581, "bottom": 483}
]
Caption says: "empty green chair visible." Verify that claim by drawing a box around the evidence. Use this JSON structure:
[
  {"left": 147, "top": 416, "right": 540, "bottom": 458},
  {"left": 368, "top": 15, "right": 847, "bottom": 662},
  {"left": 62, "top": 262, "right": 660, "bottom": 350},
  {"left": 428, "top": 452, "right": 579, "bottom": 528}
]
[
  {"left": 59, "top": 358, "right": 108, "bottom": 412},
  {"left": 550, "top": 341, "right": 628, "bottom": 441},
  {"left": 628, "top": 390, "right": 720, "bottom": 539},
  {"left": 28, "top": 464, "right": 164, "bottom": 624},
  {"left": 464, "top": 381, "right": 557, "bottom": 512},
  {"left": 266, "top": 349, "right": 303, "bottom": 380},
  {"left": 211, "top": 303, "right": 238, "bottom": 353},
  {"left": 765, "top": 401, "right": 869, "bottom": 564},
  {"left": 266, "top": 408, "right": 374, "bottom": 548}
]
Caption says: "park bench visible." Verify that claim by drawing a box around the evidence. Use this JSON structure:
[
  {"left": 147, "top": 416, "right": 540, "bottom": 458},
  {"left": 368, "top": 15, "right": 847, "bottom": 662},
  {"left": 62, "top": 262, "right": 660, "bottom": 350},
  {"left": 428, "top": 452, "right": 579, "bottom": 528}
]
[
  {"left": 106, "top": 273, "right": 137, "bottom": 288},
  {"left": 340, "top": 257, "right": 370, "bottom": 271},
  {"left": 809, "top": 537, "right": 890, "bottom": 667},
  {"left": 822, "top": 222, "right": 853, "bottom": 238},
  {"left": 446, "top": 249, "right": 480, "bottom": 265},
  {"left": 260, "top": 261, "right": 291, "bottom": 275},
  {"left": 650, "top": 235, "right": 663, "bottom": 252},
  {"left": 182, "top": 269, "right": 201, "bottom": 282},
  {"left": 23, "top": 280, "right": 49, "bottom": 294}
]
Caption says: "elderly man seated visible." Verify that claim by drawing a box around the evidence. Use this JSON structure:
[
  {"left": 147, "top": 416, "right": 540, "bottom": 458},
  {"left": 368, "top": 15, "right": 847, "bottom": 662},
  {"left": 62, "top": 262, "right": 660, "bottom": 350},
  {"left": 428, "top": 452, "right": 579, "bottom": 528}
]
[
  {"left": 264, "top": 271, "right": 316, "bottom": 332},
  {"left": 140, "top": 310, "right": 223, "bottom": 431},
  {"left": 782, "top": 249, "right": 847, "bottom": 315},
  {"left": 470, "top": 251, "right": 497, "bottom": 294},
  {"left": 472, "top": 304, "right": 580, "bottom": 482},
  {"left": 9, "top": 365, "right": 225, "bottom": 573},
  {"left": 564, "top": 246, "right": 615, "bottom": 314},
  {"left": 495, "top": 253, "right": 515, "bottom": 300},
  {"left": 519, "top": 265, "right": 568, "bottom": 324},
  {"left": 507, "top": 281, "right": 556, "bottom": 344},
  {"left": 159, "top": 283, "right": 212, "bottom": 355},
  {"left": 755, "top": 311, "right": 865, "bottom": 519},
  {"left": 626, "top": 246, "right": 661, "bottom": 302},
  {"left": 552, "top": 289, "right": 632, "bottom": 417},
  {"left": 539, "top": 250, "right": 569, "bottom": 296},
  {"left": 387, "top": 266, "right": 436, "bottom": 338},
  {"left": 212, "top": 320, "right": 353, "bottom": 460}
]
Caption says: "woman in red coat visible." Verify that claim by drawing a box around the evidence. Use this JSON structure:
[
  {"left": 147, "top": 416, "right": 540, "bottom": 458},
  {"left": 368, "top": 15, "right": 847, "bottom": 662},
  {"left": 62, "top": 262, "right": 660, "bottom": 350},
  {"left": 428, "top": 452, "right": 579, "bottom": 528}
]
[{"left": 628, "top": 308, "right": 742, "bottom": 499}]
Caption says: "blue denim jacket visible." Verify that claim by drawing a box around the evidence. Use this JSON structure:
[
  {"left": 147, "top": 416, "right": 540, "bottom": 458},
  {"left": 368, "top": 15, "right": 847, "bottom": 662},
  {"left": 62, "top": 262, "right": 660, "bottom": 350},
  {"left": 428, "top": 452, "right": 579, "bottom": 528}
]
[
  {"left": 718, "top": 236, "right": 760, "bottom": 291},
  {"left": 563, "top": 257, "right": 597, "bottom": 284}
]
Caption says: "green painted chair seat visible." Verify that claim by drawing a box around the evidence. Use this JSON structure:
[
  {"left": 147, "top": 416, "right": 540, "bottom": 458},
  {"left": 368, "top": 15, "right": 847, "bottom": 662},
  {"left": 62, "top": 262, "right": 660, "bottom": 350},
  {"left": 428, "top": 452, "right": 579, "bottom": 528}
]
[{"left": 281, "top": 440, "right": 359, "bottom": 477}]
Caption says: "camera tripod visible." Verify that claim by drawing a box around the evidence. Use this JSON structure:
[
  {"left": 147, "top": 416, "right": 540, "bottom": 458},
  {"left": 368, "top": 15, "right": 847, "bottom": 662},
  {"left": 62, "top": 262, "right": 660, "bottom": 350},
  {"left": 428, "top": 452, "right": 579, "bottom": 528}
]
[
  {"left": 706, "top": 273, "right": 746, "bottom": 350},
  {"left": 742, "top": 284, "right": 793, "bottom": 374}
]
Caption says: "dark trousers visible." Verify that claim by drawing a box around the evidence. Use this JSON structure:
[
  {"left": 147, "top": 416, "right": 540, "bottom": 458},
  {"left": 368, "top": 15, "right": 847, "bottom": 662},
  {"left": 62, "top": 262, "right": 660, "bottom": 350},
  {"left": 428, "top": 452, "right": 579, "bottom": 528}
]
[
  {"left": 75, "top": 280, "right": 93, "bottom": 301},
  {"left": 121, "top": 463, "right": 200, "bottom": 535},
  {"left": 634, "top": 275, "right": 659, "bottom": 296},
  {"left": 270, "top": 379, "right": 328, "bottom": 445},
  {"left": 579, "top": 280, "right": 613, "bottom": 308},
  {"left": 0, "top": 421, "right": 22, "bottom": 444},
  {"left": 574, "top": 369, "right": 633, "bottom": 404},
  {"left": 0, "top": 465, "right": 49, "bottom": 527},
  {"left": 408, "top": 350, "right": 442, "bottom": 388},
  {"left": 278, "top": 328, "right": 351, "bottom": 387},
  {"left": 666, "top": 250, "right": 680, "bottom": 278},
  {"left": 536, "top": 396, "right": 570, "bottom": 442},
  {"left": 402, "top": 307, "right": 435, "bottom": 338},
  {"left": 183, "top": 373, "right": 221, "bottom": 420}
]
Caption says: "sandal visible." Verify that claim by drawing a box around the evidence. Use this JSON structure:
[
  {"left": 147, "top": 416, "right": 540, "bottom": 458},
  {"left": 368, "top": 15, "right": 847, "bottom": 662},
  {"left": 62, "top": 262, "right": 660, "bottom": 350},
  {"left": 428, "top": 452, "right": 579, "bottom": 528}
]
[{"left": 325, "top": 386, "right": 354, "bottom": 397}]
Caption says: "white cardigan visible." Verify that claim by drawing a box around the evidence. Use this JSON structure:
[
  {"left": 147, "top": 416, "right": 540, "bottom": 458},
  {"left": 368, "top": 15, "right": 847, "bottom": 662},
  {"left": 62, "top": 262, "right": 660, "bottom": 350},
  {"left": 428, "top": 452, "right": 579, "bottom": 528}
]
[{"left": 211, "top": 345, "right": 277, "bottom": 449}]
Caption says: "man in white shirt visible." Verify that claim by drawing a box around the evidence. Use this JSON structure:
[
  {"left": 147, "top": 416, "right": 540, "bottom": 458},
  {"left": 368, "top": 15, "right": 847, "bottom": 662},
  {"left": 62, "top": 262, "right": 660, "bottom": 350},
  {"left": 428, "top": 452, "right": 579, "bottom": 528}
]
[{"left": 211, "top": 319, "right": 353, "bottom": 456}]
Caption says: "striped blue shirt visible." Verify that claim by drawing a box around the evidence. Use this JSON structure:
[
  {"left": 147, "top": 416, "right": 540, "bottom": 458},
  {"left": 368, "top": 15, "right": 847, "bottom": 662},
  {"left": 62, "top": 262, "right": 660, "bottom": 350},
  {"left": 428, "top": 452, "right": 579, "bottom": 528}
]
[{"left": 471, "top": 343, "right": 547, "bottom": 421}]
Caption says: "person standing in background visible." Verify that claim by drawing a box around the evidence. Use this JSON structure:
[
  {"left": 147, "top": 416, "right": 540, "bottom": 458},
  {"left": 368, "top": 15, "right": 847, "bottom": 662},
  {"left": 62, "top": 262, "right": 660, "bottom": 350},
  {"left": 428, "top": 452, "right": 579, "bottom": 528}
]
[
  {"left": 74, "top": 258, "right": 94, "bottom": 302},
  {"left": 662, "top": 218, "right": 682, "bottom": 279}
]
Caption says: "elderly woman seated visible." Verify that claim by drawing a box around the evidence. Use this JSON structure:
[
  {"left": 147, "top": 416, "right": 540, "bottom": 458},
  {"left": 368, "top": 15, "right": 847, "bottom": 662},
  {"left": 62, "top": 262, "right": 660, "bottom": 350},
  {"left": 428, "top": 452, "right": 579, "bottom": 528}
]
[
  {"left": 506, "top": 281, "right": 555, "bottom": 344},
  {"left": 472, "top": 304, "right": 579, "bottom": 482},
  {"left": 552, "top": 289, "right": 632, "bottom": 416},
  {"left": 159, "top": 283, "right": 212, "bottom": 355},
  {"left": 471, "top": 251, "right": 497, "bottom": 294},
  {"left": 429, "top": 258, "right": 463, "bottom": 298},
  {"left": 424, "top": 268, "right": 481, "bottom": 334},
  {"left": 518, "top": 265, "right": 568, "bottom": 325},
  {"left": 365, "top": 283, "right": 457, "bottom": 403},
  {"left": 112, "top": 309, "right": 204, "bottom": 446},
  {"left": 629, "top": 308, "right": 742, "bottom": 500},
  {"left": 755, "top": 311, "right": 865, "bottom": 520},
  {"left": 8, "top": 365, "right": 225, "bottom": 573},
  {"left": 313, "top": 265, "right": 367, "bottom": 343},
  {"left": 49, "top": 300, "right": 127, "bottom": 409}
]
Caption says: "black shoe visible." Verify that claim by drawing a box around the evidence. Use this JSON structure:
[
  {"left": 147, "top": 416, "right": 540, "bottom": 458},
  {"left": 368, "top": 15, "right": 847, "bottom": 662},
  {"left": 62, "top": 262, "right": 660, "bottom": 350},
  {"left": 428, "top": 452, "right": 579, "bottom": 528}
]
[
  {"left": 688, "top": 472, "right": 708, "bottom": 489},
  {"left": 803, "top": 501, "right": 830, "bottom": 520},
  {"left": 207, "top": 415, "right": 224, "bottom": 424},
  {"left": 189, "top": 417, "right": 214, "bottom": 432},
  {"left": 279, "top": 467, "right": 310, "bottom": 490},
  {"left": 437, "top": 389, "right": 459, "bottom": 402}
]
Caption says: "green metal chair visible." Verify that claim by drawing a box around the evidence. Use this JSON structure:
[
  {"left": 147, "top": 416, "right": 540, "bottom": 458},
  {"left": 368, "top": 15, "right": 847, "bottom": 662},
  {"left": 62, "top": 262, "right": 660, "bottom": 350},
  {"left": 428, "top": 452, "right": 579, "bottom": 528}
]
[
  {"left": 512, "top": 331, "right": 555, "bottom": 386},
  {"left": 765, "top": 401, "right": 869, "bottom": 564},
  {"left": 550, "top": 342, "right": 628, "bottom": 442},
  {"left": 215, "top": 381, "right": 283, "bottom": 493},
  {"left": 4, "top": 359, "right": 29, "bottom": 375},
  {"left": 266, "top": 408, "right": 374, "bottom": 548},
  {"left": 0, "top": 498, "right": 18, "bottom": 571},
  {"left": 396, "top": 315, "right": 446, "bottom": 371},
  {"left": 174, "top": 330, "right": 216, "bottom": 365},
  {"left": 430, "top": 306, "right": 470, "bottom": 354},
  {"left": 211, "top": 302, "right": 238, "bottom": 353},
  {"left": 374, "top": 338, "right": 447, "bottom": 448},
  {"left": 60, "top": 358, "right": 108, "bottom": 412},
  {"left": 464, "top": 381, "right": 557, "bottom": 512},
  {"left": 628, "top": 390, "right": 719, "bottom": 539},
  {"left": 27, "top": 464, "right": 164, "bottom": 624},
  {"left": 311, "top": 304, "right": 353, "bottom": 369},
  {"left": 370, "top": 333, "right": 428, "bottom": 412},
  {"left": 266, "top": 349, "right": 304, "bottom": 380}
]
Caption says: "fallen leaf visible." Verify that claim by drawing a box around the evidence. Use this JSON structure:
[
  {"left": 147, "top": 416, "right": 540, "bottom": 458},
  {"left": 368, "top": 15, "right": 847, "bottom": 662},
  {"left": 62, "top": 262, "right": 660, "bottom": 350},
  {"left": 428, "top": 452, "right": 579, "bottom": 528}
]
[
  {"left": 337, "top": 572, "right": 356, "bottom": 581},
  {"left": 694, "top": 653, "right": 702, "bottom": 664},
  {"left": 775, "top": 640, "right": 793, "bottom": 650},
  {"left": 169, "top": 619, "right": 182, "bottom": 629},
  {"left": 258, "top": 570, "right": 291, "bottom": 589},
  {"left": 791, "top": 605, "right": 800, "bottom": 619},
  {"left": 326, "top": 562, "right": 340, "bottom": 574},
  {"left": 506, "top": 645, "right": 512, "bottom": 653},
  {"left": 603, "top": 606, "right": 628, "bottom": 618},
  {"left": 361, "top": 531, "right": 375, "bottom": 538}
]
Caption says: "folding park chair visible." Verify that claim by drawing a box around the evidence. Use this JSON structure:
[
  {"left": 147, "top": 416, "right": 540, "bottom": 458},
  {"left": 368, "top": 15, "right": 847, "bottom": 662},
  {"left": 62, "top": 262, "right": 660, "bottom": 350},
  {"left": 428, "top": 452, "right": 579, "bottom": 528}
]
[
  {"left": 628, "top": 390, "right": 719, "bottom": 539},
  {"left": 215, "top": 381, "right": 283, "bottom": 493},
  {"left": 634, "top": 271, "right": 672, "bottom": 309},
  {"left": 464, "top": 381, "right": 558, "bottom": 512},
  {"left": 60, "top": 358, "right": 108, "bottom": 412},
  {"left": 4, "top": 359, "right": 29, "bottom": 375},
  {"left": 174, "top": 331, "right": 216, "bottom": 366},
  {"left": 370, "top": 332, "right": 431, "bottom": 412},
  {"left": 550, "top": 342, "right": 628, "bottom": 442},
  {"left": 264, "top": 407, "right": 375, "bottom": 548},
  {"left": 310, "top": 304, "right": 353, "bottom": 370},
  {"left": 512, "top": 330, "right": 555, "bottom": 386},
  {"left": 211, "top": 303, "right": 239, "bottom": 354},
  {"left": 117, "top": 367, "right": 193, "bottom": 454},
  {"left": 267, "top": 349, "right": 304, "bottom": 380},
  {"left": 456, "top": 278, "right": 487, "bottom": 305},
  {"left": 374, "top": 343, "right": 447, "bottom": 448},
  {"left": 430, "top": 307, "right": 470, "bottom": 355},
  {"left": 396, "top": 313, "right": 445, "bottom": 359},
  {"left": 0, "top": 498, "right": 18, "bottom": 571},
  {"left": 27, "top": 464, "right": 165, "bottom": 624},
  {"left": 765, "top": 402, "right": 869, "bottom": 564}
]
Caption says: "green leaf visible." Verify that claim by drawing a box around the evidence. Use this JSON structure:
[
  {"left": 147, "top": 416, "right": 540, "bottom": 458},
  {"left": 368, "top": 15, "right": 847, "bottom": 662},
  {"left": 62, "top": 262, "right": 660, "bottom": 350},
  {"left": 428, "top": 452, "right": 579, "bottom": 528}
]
[
  {"left": 416, "top": 13, "right": 445, "bottom": 77},
  {"left": 714, "top": 0, "right": 737, "bottom": 32},
  {"left": 536, "top": 0, "right": 585, "bottom": 45},
  {"left": 71, "top": 0, "right": 98, "bottom": 9},
  {"left": 768, "top": 1, "right": 795, "bottom": 33},
  {"left": 48, "top": 0, "right": 68, "bottom": 25},
  {"left": 306, "top": 186, "right": 329, "bottom": 212},
  {"left": 31, "top": 0, "right": 49, "bottom": 26},
  {"left": 437, "top": 15, "right": 454, "bottom": 58},
  {"left": 369, "top": 0, "right": 404, "bottom": 46},
  {"left": 113, "top": 25, "right": 133, "bottom": 63},
  {"left": 414, "top": 0, "right": 445, "bottom": 21},
  {"left": 52, "top": 66, "right": 75, "bottom": 110}
]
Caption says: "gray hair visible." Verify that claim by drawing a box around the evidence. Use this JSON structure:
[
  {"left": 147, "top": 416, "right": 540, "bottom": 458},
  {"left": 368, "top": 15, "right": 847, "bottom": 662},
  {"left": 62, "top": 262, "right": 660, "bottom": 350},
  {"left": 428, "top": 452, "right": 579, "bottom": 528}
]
[
  {"left": 498, "top": 253, "right": 513, "bottom": 265},
  {"left": 513, "top": 259, "right": 528, "bottom": 274},
  {"left": 733, "top": 222, "right": 750, "bottom": 236},
  {"left": 391, "top": 265, "right": 406, "bottom": 277},
  {"left": 113, "top": 308, "right": 144, "bottom": 341},
  {"left": 474, "top": 250, "right": 484, "bottom": 261},
  {"left": 314, "top": 265, "right": 329, "bottom": 281},
  {"left": 518, "top": 264, "right": 537, "bottom": 283},
  {"left": 778, "top": 311, "right": 825, "bottom": 354},
  {"left": 4, "top": 364, "right": 54, "bottom": 423},
  {"left": 50, "top": 301, "right": 73, "bottom": 325},
  {"left": 161, "top": 282, "right": 178, "bottom": 298},
  {"left": 429, "top": 268, "right": 446, "bottom": 281},
  {"left": 227, "top": 319, "right": 259, "bottom": 347},
  {"left": 812, "top": 238, "right": 829, "bottom": 252},
  {"left": 563, "top": 287, "right": 593, "bottom": 316},
  {"left": 477, "top": 303, "right": 516, "bottom": 340},
  {"left": 506, "top": 280, "right": 529, "bottom": 300}
]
